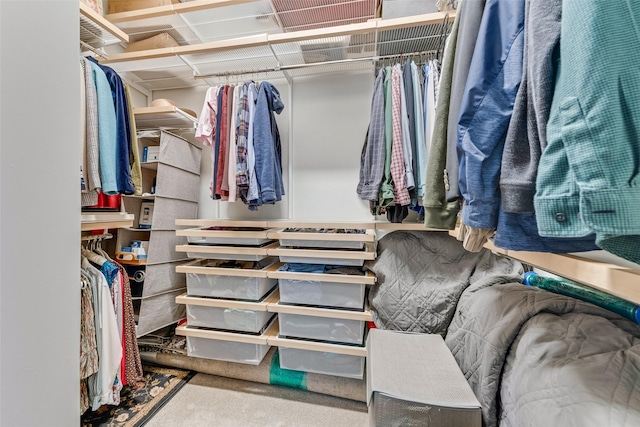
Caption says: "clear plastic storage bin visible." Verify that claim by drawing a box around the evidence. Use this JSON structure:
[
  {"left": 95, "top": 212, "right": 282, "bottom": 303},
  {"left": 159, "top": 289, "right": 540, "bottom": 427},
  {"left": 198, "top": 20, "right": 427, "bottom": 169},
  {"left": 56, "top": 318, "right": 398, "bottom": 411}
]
[
  {"left": 278, "top": 347, "right": 365, "bottom": 379},
  {"left": 279, "top": 239, "right": 364, "bottom": 250},
  {"left": 278, "top": 313, "right": 365, "bottom": 344},
  {"left": 277, "top": 255, "right": 365, "bottom": 266},
  {"left": 186, "top": 305, "right": 274, "bottom": 333},
  {"left": 185, "top": 250, "right": 271, "bottom": 261},
  {"left": 187, "top": 235, "right": 273, "bottom": 246},
  {"left": 278, "top": 278, "right": 365, "bottom": 309},
  {"left": 186, "top": 274, "right": 277, "bottom": 300},
  {"left": 186, "top": 336, "right": 270, "bottom": 365}
]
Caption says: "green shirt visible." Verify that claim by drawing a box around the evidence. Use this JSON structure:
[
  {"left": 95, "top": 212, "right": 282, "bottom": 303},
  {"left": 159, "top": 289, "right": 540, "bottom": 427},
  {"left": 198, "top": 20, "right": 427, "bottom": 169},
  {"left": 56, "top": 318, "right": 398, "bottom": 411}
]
[{"left": 534, "top": 0, "right": 640, "bottom": 264}]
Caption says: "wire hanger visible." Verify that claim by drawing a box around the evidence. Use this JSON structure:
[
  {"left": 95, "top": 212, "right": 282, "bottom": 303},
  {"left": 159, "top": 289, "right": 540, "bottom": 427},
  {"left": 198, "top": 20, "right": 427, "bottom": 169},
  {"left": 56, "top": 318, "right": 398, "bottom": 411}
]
[{"left": 435, "top": 13, "right": 450, "bottom": 62}]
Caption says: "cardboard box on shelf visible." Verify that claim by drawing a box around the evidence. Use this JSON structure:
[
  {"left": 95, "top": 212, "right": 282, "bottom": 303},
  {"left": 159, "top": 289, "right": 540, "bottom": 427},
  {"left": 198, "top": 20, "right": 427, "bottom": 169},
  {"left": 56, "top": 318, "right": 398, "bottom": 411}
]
[
  {"left": 107, "top": 0, "right": 178, "bottom": 14},
  {"left": 125, "top": 33, "right": 180, "bottom": 53}
]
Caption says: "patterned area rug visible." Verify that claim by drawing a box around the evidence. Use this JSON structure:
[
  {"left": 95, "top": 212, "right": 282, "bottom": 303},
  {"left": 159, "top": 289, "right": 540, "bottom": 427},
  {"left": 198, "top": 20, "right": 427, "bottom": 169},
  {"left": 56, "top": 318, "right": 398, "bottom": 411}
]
[{"left": 81, "top": 365, "right": 196, "bottom": 427}]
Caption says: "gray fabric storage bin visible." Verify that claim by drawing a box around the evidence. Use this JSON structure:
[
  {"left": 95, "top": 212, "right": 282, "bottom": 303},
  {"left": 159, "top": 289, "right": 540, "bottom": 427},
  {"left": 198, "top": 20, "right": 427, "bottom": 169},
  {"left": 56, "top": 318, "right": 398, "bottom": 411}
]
[
  {"left": 150, "top": 197, "right": 197, "bottom": 230},
  {"left": 367, "top": 330, "right": 481, "bottom": 427},
  {"left": 159, "top": 131, "right": 201, "bottom": 174},
  {"left": 136, "top": 288, "right": 186, "bottom": 337},
  {"left": 142, "top": 260, "right": 187, "bottom": 296},
  {"left": 146, "top": 231, "right": 188, "bottom": 264},
  {"left": 155, "top": 163, "right": 200, "bottom": 202}
]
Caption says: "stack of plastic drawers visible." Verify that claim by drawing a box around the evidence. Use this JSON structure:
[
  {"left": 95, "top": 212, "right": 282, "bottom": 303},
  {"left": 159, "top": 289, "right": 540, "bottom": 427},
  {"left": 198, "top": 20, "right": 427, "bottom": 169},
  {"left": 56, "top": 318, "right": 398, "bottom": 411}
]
[
  {"left": 267, "top": 222, "right": 376, "bottom": 379},
  {"left": 173, "top": 220, "right": 280, "bottom": 365}
]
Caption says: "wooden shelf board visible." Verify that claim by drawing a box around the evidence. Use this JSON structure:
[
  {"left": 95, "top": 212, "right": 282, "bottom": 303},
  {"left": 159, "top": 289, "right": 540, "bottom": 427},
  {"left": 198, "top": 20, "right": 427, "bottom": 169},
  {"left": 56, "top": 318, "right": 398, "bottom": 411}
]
[
  {"left": 268, "top": 302, "right": 372, "bottom": 321},
  {"left": 140, "top": 161, "right": 158, "bottom": 170},
  {"left": 133, "top": 106, "right": 197, "bottom": 129},
  {"left": 81, "top": 212, "right": 134, "bottom": 231},
  {"left": 176, "top": 219, "right": 271, "bottom": 228},
  {"left": 176, "top": 241, "right": 279, "bottom": 255},
  {"left": 176, "top": 319, "right": 278, "bottom": 345},
  {"left": 176, "top": 228, "right": 273, "bottom": 239},
  {"left": 123, "top": 194, "right": 156, "bottom": 200},
  {"left": 267, "top": 229, "right": 375, "bottom": 243},
  {"left": 267, "top": 220, "right": 375, "bottom": 230},
  {"left": 101, "top": 11, "right": 454, "bottom": 65},
  {"left": 267, "top": 335, "right": 366, "bottom": 357},
  {"left": 176, "top": 259, "right": 278, "bottom": 278},
  {"left": 448, "top": 228, "right": 640, "bottom": 304},
  {"left": 375, "top": 221, "right": 449, "bottom": 231},
  {"left": 268, "top": 269, "right": 376, "bottom": 285},
  {"left": 104, "top": 0, "right": 258, "bottom": 23},
  {"left": 175, "top": 289, "right": 279, "bottom": 311},
  {"left": 80, "top": 2, "right": 129, "bottom": 44},
  {"left": 268, "top": 242, "right": 376, "bottom": 260}
]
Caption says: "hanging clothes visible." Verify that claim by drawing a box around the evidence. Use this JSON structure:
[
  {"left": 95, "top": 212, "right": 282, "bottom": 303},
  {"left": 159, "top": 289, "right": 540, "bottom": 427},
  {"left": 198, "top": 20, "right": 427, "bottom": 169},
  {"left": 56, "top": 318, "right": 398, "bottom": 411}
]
[
  {"left": 357, "top": 68, "right": 386, "bottom": 211},
  {"left": 246, "top": 82, "right": 260, "bottom": 204},
  {"left": 82, "top": 257, "right": 122, "bottom": 410},
  {"left": 123, "top": 83, "right": 143, "bottom": 196},
  {"left": 196, "top": 81, "right": 285, "bottom": 211},
  {"left": 81, "top": 58, "right": 101, "bottom": 207},
  {"left": 88, "top": 61, "right": 118, "bottom": 195},
  {"left": 236, "top": 84, "right": 250, "bottom": 202},
  {"left": 216, "top": 86, "right": 230, "bottom": 199},
  {"left": 398, "top": 64, "right": 416, "bottom": 202},
  {"left": 113, "top": 262, "right": 144, "bottom": 386},
  {"left": 250, "top": 82, "right": 285, "bottom": 207},
  {"left": 379, "top": 66, "right": 395, "bottom": 210},
  {"left": 494, "top": 0, "right": 597, "bottom": 253},
  {"left": 226, "top": 85, "right": 239, "bottom": 203},
  {"left": 402, "top": 61, "right": 418, "bottom": 202},
  {"left": 423, "top": 9, "right": 462, "bottom": 230},
  {"left": 87, "top": 57, "right": 135, "bottom": 195},
  {"left": 456, "top": 0, "right": 525, "bottom": 241},
  {"left": 446, "top": 0, "right": 486, "bottom": 204},
  {"left": 533, "top": 0, "right": 640, "bottom": 264},
  {"left": 390, "top": 64, "right": 410, "bottom": 206},
  {"left": 80, "top": 273, "right": 99, "bottom": 414},
  {"left": 411, "top": 62, "right": 427, "bottom": 199}
]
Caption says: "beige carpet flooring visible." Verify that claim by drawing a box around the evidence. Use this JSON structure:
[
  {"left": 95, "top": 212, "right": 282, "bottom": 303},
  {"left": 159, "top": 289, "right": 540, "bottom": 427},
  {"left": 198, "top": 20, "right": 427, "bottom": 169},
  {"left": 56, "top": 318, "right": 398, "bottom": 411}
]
[{"left": 145, "top": 373, "right": 369, "bottom": 427}]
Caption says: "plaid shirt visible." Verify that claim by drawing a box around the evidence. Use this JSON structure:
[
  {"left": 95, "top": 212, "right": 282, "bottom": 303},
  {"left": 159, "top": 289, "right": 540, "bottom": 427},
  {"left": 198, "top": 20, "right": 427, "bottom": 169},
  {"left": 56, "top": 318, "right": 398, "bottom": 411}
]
[
  {"left": 236, "top": 84, "right": 250, "bottom": 203},
  {"left": 391, "top": 65, "right": 410, "bottom": 206},
  {"left": 357, "top": 68, "right": 386, "bottom": 201}
]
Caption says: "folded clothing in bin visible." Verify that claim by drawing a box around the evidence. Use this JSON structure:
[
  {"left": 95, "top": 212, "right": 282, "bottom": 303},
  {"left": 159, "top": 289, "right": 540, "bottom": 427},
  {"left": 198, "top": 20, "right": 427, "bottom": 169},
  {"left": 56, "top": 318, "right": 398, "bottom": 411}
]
[{"left": 279, "top": 263, "right": 365, "bottom": 275}]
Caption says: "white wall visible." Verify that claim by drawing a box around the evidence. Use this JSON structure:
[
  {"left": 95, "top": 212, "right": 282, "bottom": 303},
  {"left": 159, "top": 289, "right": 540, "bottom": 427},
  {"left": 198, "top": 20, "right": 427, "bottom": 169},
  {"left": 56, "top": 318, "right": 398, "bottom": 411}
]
[
  {"left": 156, "top": 71, "right": 374, "bottom": 221},
  {"left": 0, "top": 1, "right": 80, "bottom": 425},
  {"left": 290, "top": 72, "right": 373, "bottom": 221}
]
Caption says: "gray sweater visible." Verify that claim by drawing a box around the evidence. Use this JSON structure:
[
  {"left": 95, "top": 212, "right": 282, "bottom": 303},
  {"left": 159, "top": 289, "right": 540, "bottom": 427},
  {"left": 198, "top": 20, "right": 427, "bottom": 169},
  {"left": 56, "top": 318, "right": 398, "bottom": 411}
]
[{"left": 500, "top": 0, "right": 561, "bottom": 213}]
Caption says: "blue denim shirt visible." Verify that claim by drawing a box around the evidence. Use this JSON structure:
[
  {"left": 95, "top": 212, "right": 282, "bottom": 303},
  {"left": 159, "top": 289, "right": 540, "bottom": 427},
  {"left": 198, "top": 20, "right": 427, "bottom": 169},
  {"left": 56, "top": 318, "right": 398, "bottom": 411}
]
[{"left": 457, "top": 0, "right": 525, "bottom": 229}]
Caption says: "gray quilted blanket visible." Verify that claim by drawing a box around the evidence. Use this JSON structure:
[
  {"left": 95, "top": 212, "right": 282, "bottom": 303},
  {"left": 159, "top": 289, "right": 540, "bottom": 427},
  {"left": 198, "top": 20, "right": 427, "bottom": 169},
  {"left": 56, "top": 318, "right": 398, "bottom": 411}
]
[
  {"left": 446, "top": 279, "right": 640, "bottom": 427},
  {"left": 365, "top": 231, "right": 523, "bottom": 335}
]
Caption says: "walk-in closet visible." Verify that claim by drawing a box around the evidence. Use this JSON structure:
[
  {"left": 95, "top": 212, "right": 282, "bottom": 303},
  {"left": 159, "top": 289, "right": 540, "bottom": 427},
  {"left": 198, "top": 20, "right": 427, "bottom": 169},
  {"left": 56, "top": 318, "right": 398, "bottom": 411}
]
[{"left": 1, "top": 1, "right": 640, "bottom": 426}]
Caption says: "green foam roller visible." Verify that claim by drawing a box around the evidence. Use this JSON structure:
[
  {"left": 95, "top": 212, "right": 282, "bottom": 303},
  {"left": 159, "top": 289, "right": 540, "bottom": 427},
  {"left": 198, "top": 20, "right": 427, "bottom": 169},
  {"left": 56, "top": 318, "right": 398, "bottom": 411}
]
[{"left": 523, "top": 272, "right": 640, "bottom": 324}]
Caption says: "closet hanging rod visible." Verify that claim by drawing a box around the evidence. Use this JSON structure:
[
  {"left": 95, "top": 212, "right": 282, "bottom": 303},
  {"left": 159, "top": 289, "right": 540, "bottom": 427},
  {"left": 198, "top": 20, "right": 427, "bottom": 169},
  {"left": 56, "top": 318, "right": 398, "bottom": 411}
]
[
  {"left": 192, "top": 51, "right": 439, "bottom": 80},
  {"left": 80, "top": 40, "right": 109, "bottom": 59}
]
